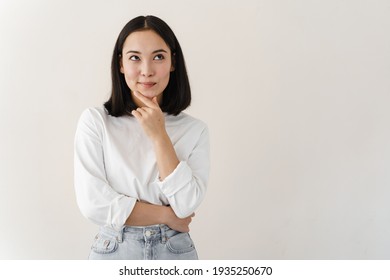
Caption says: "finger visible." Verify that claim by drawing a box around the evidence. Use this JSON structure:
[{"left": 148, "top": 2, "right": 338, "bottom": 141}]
[
  {"left": 136, "top": 107, "right": 147, "bottom": 114},
  {"left": 138, "top": 106, "right": 154, "bottom": 114},
  {"left": 136, "top": 107, "right": 154, "bottom": 117},
  {"left": 133, "top": 91, "right": 159, "bottom": 109},
  {"left": 131, "top": 110, "right": 142, "bottom": 120}
]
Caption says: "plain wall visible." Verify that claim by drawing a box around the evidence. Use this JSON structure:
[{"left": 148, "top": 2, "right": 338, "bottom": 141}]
[{"left": 0, "top": 0, "right": 389, "bottom": 259}]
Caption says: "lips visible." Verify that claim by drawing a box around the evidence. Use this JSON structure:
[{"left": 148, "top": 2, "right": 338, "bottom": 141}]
[{"left": 138, "top": 82, "right": 156, "bottom": 88}]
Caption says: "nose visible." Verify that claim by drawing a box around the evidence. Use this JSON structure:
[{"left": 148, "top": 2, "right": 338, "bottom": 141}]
[{"left": 140, "top": 61, "right": 154, "bottom": 77}]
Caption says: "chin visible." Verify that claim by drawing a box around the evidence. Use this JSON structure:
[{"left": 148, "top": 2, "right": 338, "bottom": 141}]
[
  {"left": 140, "top": 93, "right": 156, "bottom": 99},
  {"left": 140, "top": 91, "right": 161, "bottom": 99}
]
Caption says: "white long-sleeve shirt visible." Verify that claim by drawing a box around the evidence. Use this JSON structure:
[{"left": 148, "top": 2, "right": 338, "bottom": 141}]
[{"left": 74, "top": 107, "right": 210, "bottom": 231}]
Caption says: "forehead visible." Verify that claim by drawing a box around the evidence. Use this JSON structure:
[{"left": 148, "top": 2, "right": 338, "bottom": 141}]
[{"left": 122, "top": 30, "right": 170, "bottom": 53}]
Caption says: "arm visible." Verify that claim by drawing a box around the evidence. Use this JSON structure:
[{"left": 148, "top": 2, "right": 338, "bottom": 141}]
[
  {"left": 156, "top": 129, "right": 209, "bottom": 218},
  {"left": 153, "top": 132, "right": 180, "bottom": 181},
  {"left": 74, "top": 109, "right": 137, "bottom": 231},
  {"left": 132, "top": 92, "right": 210, "bottom": 218},
  {"left": 125, "top": 202, "right": 195, "bottom": 233},
  {"left": 131, "top": 91, "right": 179, "bottom": 181}
]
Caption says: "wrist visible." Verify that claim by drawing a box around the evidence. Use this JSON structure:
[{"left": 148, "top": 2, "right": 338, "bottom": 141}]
[
  {"left": 152, "top": 131, "right": 170, "bottom": 146},
  {"left": 162, "top": 206, "right": 174, "bottom": 226}
]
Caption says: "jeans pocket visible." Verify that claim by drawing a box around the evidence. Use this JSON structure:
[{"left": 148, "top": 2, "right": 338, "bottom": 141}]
[
  {"left": 91, "top": 233, "right": 119, "bottom": 254},
  {"left": 166, "top": 233, "right": 196, "bottom": 254}
]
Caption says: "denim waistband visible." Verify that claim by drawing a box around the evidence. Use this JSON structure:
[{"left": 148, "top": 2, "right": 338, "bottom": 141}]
[{"left": 99, "top": 224, "right": 170, "bottom": 243}]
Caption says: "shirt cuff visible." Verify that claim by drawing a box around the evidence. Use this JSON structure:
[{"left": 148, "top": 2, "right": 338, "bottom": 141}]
[
  {"left": 157, "top": 161, "right": 192, "bottom": 196},
  {"left": 111, "top": 195, "right": 137, "bottom": 231}
]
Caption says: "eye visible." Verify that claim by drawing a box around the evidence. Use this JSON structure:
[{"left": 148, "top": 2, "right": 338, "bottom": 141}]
[
  {"left": 129, "top": 55, "right": 140, "bottom": 61},
  {"left": 154, "top": 54, "right": 165, "bottom": 60}
]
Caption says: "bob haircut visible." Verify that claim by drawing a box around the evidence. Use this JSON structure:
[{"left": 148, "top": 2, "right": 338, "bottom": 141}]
[{"left": 104, "top": 15, "right": 191, "bottom": 117}]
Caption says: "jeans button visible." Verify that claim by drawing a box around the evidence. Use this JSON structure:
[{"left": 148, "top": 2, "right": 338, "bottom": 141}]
[{"left": 145, "top": 230, "right": 151, "bottom": 237}]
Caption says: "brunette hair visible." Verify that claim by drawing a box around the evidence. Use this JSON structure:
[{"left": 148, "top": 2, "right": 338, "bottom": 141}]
[{"left": 104, "top": 15, "right": 191, "bottom": 116}]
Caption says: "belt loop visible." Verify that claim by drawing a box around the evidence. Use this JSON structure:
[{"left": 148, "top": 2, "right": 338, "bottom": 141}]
[
  {"left": 160, "top": 225, "right": 167, "bottom": 244},
  {"left": 116, "top": 226, "right": 124, "bottom": 243}
]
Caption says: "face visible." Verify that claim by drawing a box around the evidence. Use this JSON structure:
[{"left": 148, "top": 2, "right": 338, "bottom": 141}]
[{"left": 120, "top": 30, "right": 174, "bottom": 107}]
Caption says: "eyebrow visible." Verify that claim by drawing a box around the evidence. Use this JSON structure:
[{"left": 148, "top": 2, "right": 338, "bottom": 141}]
[{"left": 126, "top": 49, "right": 168, "bottom": 54}]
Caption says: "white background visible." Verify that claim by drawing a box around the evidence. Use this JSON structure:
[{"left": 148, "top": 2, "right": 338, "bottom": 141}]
[{"left": 0, "top": 0, "right": 389, "bottom": 259}]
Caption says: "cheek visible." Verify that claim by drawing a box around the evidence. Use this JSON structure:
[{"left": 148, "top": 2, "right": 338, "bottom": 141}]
[
  {"left": 122, "top": 67, "right": 138, "bottom": 90},
  {"left": 123, "top": 64, "right": 138, "bottom": 80},
  {"left": 122, "top": 61, "right": 138, "bottom": 77},
  {"left": 156, "top": 65, "right": 172, "bottom": 80}
]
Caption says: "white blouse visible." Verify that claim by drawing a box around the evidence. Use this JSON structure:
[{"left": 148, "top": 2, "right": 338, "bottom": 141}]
[{"left": 74, "top": 107, "right": 210, "bottom": 231}]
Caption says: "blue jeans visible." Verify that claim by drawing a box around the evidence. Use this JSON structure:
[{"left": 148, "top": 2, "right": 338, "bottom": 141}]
[{"left": 88, "top": 224, "right": 198, "bottom": 260}]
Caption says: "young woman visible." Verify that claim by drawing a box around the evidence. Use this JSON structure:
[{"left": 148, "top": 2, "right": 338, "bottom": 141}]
[{"left": 74, "top": 15, "right": 209, "bottom": 260}]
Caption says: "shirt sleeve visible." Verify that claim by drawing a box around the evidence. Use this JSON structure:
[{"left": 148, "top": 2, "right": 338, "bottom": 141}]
[
  {"left": 74, "top": 109, "right": 137, "bottom": 231},
  {"left": 157, "top": 125, "right": 210, "bottom": 218}
]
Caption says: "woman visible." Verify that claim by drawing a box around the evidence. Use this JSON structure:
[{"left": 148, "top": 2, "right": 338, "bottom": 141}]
[{"left": 74, "top": 15, "right": 209, "bottom": 260}]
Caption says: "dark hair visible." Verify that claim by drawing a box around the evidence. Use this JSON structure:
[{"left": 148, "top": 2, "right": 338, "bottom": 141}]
[{"left": 104, "top": 15, "right": 191, "bottom": 117}]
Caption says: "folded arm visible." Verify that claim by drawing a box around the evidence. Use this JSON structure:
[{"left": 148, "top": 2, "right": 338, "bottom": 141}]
[{"left": 125, "top": 202, "right": 194, "bottom": 232}]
